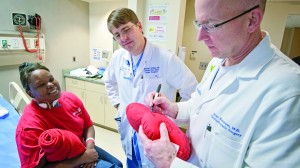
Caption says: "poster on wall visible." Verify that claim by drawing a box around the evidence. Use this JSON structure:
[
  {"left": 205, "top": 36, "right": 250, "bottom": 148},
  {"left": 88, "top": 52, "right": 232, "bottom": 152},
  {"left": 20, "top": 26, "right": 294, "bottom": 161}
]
[
  {"left": 147, "top": 3, "right": 168, "bottom": 42},
  {"left": 148, "top": 3, "right": 168, "bottom": 23},
  {"left": 148, "top": 24, "right": 167, "bottom": 42},
  {"left": 91, "top": 48, "right": 102, "bottom": 62}
]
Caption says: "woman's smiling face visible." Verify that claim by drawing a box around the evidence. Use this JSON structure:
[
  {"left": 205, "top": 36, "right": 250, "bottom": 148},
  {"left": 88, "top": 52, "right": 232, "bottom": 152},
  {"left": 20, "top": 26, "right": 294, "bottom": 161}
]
[{"left": 27, "top": 69, "right": 61, "bottom": 103}]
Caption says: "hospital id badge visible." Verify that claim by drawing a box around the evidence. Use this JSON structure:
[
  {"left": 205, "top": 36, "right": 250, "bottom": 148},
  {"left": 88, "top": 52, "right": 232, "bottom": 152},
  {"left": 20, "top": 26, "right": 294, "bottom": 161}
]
[{"left": 122, "top": 67, "right": 133, "bottom": 80}]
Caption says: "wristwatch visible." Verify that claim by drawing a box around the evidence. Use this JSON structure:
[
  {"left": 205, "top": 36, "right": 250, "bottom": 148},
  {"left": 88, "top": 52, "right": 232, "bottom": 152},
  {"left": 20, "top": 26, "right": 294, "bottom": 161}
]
[{"left": 114, "top": 103, "right": 120, "bottom": 109}]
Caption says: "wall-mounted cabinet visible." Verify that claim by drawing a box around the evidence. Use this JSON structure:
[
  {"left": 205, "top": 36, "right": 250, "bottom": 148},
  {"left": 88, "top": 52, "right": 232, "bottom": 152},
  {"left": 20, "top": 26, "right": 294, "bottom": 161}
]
[{"left": 65, "top": 77, "right": 117, "bottom": 131}]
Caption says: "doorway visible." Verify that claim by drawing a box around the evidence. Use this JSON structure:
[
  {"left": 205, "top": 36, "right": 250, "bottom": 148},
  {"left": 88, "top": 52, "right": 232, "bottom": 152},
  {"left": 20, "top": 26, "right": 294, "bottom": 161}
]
[{"left": 280, "top": 15, "right": 300, "bottom": 60}]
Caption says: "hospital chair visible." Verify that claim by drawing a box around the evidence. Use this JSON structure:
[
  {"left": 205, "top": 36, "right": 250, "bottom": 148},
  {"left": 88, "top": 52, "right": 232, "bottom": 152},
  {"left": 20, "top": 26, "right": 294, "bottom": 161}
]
[{"left": 9, "top": 82, "right": 31, "bottom": 115}]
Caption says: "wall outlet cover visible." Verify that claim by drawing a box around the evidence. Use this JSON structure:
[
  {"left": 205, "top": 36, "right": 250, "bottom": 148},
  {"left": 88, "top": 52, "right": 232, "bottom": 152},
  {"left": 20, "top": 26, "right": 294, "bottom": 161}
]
[{"left": 12, "top": 13, "right": 27, "bottom": 26}]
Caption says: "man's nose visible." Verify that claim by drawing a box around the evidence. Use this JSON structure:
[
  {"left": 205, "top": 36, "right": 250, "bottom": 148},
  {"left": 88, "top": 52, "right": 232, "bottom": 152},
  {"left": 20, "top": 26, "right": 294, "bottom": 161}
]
[
  {"left": 197, "top": 27, "right": 208, "bottom": 41},
  {"left": 120, "top": 33, "right": 128, "bottom": 41}
]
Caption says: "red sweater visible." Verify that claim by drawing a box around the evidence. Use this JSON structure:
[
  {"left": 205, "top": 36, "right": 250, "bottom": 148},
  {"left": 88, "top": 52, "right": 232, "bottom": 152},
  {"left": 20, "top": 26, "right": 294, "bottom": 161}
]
[{"left": 16, "top": 92, "right": 93, "bottom": 168}]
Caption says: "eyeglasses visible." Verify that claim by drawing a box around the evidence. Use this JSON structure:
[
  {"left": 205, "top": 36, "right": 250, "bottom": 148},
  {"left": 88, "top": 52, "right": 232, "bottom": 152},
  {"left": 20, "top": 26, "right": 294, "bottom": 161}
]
[
  {"left": 113, "top": 24, "right": 136, "bottom": 40},
  {"left": 194, "top": 5, "right": 259, "bottom": 33}
]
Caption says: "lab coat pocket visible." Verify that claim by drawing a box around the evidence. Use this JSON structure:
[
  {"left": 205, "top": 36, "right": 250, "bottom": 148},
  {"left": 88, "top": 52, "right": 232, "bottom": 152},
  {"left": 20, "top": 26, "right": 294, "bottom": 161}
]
[{"left": 207, "top": 131, "right": 241, "bottom": 168}]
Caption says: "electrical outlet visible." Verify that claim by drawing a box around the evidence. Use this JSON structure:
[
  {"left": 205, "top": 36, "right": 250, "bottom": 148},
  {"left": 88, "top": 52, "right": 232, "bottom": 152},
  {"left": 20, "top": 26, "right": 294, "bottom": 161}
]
[
  {"left": 199, "top": 62, "right": 208, "bottom": 70},
  {"left": 11, "top": 39, "right": 19, "bottom": 48}
]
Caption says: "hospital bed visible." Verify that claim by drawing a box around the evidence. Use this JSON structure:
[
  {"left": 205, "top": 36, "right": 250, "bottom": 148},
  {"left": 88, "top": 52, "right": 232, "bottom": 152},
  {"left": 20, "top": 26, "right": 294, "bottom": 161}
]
[
  {"left": 0, "top": 95, "right": 21, "bottom": 167},
  {"left": 0, "top": 82, "right": 30, "bottom": 167},
  {"left": 9, "top": 81, "right": 31, "bottom": 115}
]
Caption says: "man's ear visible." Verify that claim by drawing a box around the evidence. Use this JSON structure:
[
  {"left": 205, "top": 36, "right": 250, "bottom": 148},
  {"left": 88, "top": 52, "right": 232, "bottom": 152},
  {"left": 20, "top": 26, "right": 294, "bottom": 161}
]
[
  {"left": 136, "top": 21, "right": 143, "bottom": 33},
  {"left": 26, "top": 90, "right": 34, "bottom": 98},
  {"left": 248, "top": 9, "right": 263, "bottom": 33}
]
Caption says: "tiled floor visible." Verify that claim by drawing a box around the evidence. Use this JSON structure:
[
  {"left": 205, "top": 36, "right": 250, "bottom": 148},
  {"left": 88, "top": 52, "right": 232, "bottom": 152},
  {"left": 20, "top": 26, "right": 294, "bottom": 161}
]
[{"left": 94, "top": 126, "right": 126, "bottom": 166}]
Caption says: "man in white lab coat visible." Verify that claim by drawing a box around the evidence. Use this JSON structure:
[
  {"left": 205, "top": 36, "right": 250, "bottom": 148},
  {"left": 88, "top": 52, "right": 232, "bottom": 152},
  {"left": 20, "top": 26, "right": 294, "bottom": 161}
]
[
  {"left": 139, "top": 0, "right": 300, "bottom": 167},
  {"left": 103, "top": 8, "right": 198, "bottom": 168}
]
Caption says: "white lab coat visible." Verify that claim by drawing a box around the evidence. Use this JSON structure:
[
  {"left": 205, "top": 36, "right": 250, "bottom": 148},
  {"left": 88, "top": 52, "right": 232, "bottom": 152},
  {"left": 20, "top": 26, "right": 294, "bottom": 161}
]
[
  {"left": 103, "top": 40, "right": 198, "bottom": 167},
  {"left": 171, "top": 32, "right": 300, "bottom": 168}
]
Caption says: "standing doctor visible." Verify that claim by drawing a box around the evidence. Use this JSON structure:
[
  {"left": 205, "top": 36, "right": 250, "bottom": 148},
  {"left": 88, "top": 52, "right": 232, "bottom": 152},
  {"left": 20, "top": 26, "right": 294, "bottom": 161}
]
[
  {"left": 140, "top": 0, "right": 300, "bottom": 167},
  {"left": 103, "top": 8, "right": 198, "bottom": 168}
]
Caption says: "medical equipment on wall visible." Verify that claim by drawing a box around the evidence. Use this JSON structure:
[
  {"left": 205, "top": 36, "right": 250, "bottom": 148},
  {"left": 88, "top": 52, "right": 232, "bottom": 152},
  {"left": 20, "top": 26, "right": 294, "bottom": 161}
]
[{"left": 0, "top": 13, "right": 45, "bottom": 66}]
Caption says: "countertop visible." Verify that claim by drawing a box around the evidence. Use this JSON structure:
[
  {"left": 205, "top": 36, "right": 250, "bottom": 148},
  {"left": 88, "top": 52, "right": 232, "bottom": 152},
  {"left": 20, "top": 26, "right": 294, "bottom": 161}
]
[{"left": 63, "top": 69, "right": 104, "bottom": 85}]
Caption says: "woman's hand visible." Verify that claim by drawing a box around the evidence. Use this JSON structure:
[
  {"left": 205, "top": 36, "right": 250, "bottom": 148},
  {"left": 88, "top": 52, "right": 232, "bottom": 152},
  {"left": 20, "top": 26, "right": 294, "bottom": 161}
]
[{"left": 81, "top": 148, "right": 98, "bottom": 163}]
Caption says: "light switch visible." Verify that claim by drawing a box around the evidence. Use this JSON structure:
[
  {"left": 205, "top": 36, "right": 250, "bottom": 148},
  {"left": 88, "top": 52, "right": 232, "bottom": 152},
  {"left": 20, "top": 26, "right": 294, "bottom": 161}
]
[{"left": 11, "top": 39, "right": 19, "bottom": 48}]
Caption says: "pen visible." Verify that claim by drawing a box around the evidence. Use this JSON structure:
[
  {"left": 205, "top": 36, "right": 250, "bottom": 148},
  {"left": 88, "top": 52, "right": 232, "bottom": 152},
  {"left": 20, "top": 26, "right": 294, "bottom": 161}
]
[{"left": 151, "top": 84, "right": 162, "bottom": 111}]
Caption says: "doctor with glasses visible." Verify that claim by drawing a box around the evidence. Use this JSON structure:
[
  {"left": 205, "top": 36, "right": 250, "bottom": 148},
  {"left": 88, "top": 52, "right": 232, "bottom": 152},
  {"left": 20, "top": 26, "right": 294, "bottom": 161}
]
[{"left": 139, "top": 0, "right": 300, "bottom": 167}]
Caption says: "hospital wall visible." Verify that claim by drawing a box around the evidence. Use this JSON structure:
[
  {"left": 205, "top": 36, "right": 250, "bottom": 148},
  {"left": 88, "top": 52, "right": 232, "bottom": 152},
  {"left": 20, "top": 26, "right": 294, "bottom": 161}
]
[
  {"left": 0, "top": 0, "right": 90, "bottom": 100},
  {"left": 89, "top": 1, "right": 127, "bottom": 68}
]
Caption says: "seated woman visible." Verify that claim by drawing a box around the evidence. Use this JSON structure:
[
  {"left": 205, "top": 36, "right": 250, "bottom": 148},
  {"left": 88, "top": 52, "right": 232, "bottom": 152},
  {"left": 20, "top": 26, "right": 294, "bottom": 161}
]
[{"left": 15, "top": 62, "right": 123, "bottom": 168}]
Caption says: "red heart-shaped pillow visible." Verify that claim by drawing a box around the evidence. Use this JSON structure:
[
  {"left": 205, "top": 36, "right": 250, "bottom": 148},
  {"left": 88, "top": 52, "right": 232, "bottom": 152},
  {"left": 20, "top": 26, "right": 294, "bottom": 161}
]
[{"left": 126, "top": 103, "right": 191, "bottom": 160}]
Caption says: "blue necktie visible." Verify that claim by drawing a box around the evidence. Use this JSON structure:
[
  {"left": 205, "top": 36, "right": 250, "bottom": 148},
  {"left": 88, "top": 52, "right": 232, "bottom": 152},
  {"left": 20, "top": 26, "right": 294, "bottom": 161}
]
[{"left": 132, "top": 131, "right": 142, "bottom": 166}]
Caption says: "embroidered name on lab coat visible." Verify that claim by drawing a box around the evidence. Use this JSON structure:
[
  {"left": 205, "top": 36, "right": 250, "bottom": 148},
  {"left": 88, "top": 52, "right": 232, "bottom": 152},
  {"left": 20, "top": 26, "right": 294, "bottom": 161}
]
[
  {"left": 211, "top": 113, "right": 242, "bottom": 137},
  {"left": 144, "top": 67, "right": 160, "bottom": 73}
]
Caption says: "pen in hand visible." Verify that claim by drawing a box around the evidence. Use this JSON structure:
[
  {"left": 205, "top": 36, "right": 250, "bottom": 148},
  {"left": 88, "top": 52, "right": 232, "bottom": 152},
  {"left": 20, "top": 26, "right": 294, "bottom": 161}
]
[{"left": 151, "top": 84, "right": 162, "bottom": 111}]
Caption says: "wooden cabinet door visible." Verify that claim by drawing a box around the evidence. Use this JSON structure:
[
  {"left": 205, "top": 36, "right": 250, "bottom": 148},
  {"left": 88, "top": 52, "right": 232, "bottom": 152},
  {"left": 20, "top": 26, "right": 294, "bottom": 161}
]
[
  {"left": 65, "top": 78, "right": 85, "bottom": 103},
  {"left": 104, "top": 96, "right": 117, "bottom": 130},
  {"left": 85, "top": 90, "right": 105, "bottom": 125}
]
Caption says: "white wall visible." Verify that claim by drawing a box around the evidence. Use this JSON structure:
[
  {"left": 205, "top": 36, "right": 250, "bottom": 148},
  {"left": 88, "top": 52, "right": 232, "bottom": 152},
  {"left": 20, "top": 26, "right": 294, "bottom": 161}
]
[
  {"left": 0, "top": 0, "right": 90, "bottom": 100},
  {"left": 89, "top": 1, "right": 127, "bottom": 67}
]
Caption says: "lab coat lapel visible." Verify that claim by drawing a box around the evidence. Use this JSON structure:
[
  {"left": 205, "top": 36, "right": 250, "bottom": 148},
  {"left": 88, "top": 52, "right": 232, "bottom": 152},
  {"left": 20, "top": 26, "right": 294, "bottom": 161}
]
[
  {"left": 132, "top": 60, "right": 146, "bottom": 86},
  {"left": 204, "top": 71, "right": 237, "bottom": 103},
  {"left": 132, "top": 41, "right": 151, "bottom": 86},
  {"left": 200, "top": 66, "right": 237, "bottom": 105},
  {"left": 123, "top": 52, "right": 132, "bottom": 70},
  {"left": 200, "top": 67, "right": 219, "bottom": 93}
]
